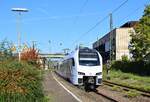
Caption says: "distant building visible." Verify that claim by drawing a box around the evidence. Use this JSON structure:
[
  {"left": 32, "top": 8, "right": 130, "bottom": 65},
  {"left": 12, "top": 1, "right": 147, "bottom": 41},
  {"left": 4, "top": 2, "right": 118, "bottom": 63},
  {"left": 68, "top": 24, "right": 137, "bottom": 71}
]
[{"left": 93, "top": 21, "right": 138, "bottom": 63}]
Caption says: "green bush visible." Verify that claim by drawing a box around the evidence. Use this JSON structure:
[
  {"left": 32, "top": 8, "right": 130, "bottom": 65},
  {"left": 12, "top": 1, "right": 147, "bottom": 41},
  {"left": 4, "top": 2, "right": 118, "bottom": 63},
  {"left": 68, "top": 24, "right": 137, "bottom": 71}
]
[
  {"left": 121, "top": 55, "right": 129, "bottom": 62},
  {"left": 111, "top": 60, "right": 150, "bottom": 76},
  {"left": 0, "top": 60, "right": 45, "bottom": 102}
]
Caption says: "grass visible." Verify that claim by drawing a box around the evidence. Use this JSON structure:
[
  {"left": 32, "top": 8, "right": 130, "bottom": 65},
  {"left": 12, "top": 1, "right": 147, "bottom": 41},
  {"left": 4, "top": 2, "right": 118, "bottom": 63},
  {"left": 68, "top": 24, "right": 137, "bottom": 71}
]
[
  {"left": 124, "top": 90, "right": 140, "bottom": 98},
  {"left": 111, "top": 86, "right": 122, "bottom": 92},
  {"left": 103, "top": 69, "right": 150, "bottom": 92}
]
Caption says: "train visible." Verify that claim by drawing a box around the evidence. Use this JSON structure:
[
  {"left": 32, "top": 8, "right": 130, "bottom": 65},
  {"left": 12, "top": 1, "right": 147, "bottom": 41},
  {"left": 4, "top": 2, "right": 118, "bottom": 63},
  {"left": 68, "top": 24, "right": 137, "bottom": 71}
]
[{"left": 56, "top": 47, "right": 103, "bottom": 91}]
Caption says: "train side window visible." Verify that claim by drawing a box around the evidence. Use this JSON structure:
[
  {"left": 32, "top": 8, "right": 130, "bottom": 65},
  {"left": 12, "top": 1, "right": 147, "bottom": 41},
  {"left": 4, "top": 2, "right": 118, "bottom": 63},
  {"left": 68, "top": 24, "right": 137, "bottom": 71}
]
[{"left": 72, "top": 58, "right": 75, "bottom": 66}]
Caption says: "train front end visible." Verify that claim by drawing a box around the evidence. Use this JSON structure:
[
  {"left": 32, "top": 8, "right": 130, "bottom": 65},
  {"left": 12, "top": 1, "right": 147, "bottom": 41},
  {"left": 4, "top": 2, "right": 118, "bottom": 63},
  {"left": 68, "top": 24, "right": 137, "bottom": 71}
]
[{"left": 76, "top": 48, "right": 102, "bottom": 91}]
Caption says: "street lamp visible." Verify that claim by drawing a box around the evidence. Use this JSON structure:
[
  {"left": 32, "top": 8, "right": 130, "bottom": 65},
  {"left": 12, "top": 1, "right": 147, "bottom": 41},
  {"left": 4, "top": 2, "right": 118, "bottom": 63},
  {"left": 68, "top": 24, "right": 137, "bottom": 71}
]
[
  {"left": 11, "top": 8, "right": 29, "bottom": 62},
  {"left": 12, "top": 8, "right": 28, "bottom": 12}
]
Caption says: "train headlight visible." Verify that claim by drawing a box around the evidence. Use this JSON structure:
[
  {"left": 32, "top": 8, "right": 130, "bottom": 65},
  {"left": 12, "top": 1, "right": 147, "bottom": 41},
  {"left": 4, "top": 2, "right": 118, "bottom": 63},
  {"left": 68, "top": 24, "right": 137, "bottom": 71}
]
[
  {"left": 78, "top": 72, "right": 85, "bottom": 75},
  {"left": 96, "top": 72, "right": 102, "bottom": 75}
]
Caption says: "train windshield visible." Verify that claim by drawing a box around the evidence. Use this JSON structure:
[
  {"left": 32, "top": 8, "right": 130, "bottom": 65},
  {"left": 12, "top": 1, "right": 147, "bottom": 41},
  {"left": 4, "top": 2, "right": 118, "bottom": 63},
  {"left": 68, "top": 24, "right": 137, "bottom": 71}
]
[{"left": 79, "top": 51, "right": 100, "bottom": 66}]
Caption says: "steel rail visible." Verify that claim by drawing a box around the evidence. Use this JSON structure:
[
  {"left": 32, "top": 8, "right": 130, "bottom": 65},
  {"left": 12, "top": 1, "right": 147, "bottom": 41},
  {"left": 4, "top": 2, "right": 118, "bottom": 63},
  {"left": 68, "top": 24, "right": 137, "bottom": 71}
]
[
  {"left": 103, "top": 80, "right": 150, "bottom": 97},
  {"left": 93, "top": 91, "right": 119, "bottom": 102}
]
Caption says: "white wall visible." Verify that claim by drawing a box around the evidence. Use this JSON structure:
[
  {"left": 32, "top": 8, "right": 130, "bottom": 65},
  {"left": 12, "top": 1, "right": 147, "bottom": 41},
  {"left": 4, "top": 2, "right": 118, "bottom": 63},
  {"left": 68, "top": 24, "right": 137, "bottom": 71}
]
[{"left": 115, "top": 28, "right": 134, "bottom": 60}]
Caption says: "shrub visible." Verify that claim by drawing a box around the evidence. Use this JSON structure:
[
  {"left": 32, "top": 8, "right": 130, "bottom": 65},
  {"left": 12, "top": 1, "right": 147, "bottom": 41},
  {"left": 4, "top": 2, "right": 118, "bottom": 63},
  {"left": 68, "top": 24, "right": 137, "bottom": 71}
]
[
  {"left": 111, "top": 60, "right": 150, "bottom": 76},
  {"left": 21, "top": 47, "right": 40, "bottom": 66},
  {"left": 121, "top": 55, "right": 129, "bottom": 62},
  {"left": 0, "top": 60, "right": 45, "bottom": 102}
]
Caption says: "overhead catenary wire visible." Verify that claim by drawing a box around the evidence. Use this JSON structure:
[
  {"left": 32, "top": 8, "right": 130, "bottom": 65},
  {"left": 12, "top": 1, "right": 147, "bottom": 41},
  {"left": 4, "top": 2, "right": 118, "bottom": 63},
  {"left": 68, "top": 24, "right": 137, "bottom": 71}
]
[
  {"left": 72, "top": 15, "right": 109, "bottom": 46},
  {"left": 71, "top": 0, "right": 129, "bottom": 47},
  {"left": 79, "top": 0, "right": 89, "bottom": 14},
  {"left": 112, "top": 0, "right": 128, "bottom": 13},
  {"left": 73, "top": 0, "right": 89, "bottom": 24},
  {"left": 119, "top": 0, "right": 150, "bottom": 23}
]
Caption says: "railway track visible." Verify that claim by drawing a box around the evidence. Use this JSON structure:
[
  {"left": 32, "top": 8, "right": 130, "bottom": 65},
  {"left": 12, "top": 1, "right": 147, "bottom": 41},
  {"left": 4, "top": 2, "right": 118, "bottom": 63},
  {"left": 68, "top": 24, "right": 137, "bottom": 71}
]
[
  {"left": 78, "top": 86, "right": 119, "bottom": 102},
  {"left": 55, "top": 72, "right": 119, "bottom": 102},
  {"left": 55, "top": 71, "right": 131, "bottom": 102},
  {"left": 103, "top": 80, "right": 150, "bottom": 97},
  {"left": 93, "top": 90, "right": 119, "bottom": 102}
]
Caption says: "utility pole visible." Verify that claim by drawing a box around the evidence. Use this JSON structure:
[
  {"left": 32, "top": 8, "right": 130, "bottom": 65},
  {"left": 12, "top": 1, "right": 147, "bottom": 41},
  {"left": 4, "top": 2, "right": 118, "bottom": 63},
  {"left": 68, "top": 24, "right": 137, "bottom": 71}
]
[
  {"left": 106, "top": 13, "right": 113, "bottom": 80},
  {"left": 11, "top": 8, "right": 28, "bottom": 62},
  {"left": 109, "top": 13, "right": 113, "bottom": 62}
]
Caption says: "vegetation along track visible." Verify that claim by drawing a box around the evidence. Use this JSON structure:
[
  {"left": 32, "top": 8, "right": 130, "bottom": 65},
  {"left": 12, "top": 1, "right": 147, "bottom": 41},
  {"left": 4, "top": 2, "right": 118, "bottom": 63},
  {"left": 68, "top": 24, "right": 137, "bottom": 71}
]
[{"left": 103, "top": 80, "right": 150, "bottom": 97}]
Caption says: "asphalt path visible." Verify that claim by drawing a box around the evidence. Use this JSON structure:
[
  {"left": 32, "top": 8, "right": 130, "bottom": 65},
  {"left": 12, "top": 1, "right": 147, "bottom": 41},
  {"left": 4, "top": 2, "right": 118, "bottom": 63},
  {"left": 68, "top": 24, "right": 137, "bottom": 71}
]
[{"left": 43, "top": 71, "right": 79, "bottom": 102}]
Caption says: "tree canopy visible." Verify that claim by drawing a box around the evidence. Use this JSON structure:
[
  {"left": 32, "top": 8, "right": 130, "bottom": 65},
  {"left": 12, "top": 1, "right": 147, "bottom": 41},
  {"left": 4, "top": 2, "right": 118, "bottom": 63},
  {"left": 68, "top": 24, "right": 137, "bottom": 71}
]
[
  {"left": 0, "top": 39, "right": 13, "bottom": 61},
  {"left": 130, "top": 5, "right": 150, "bottom": 61}
]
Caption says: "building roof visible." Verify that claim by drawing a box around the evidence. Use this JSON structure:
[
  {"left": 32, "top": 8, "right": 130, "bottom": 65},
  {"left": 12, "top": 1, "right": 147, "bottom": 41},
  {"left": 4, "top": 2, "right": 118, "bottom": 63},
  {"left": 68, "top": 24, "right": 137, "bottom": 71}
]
[{"left": 120, "top": 21, "right": 138, "bottom": 28}]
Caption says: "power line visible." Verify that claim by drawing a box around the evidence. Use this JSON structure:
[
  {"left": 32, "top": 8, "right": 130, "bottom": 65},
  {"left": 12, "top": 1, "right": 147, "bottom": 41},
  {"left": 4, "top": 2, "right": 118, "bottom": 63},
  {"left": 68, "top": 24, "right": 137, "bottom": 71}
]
[
  {"left": 120, "top": 0, "right": 150, "bottom": 23},
  {"left": 79, "top": 0, "right": 89, "bottom": 13},
  {"left": 112, "top": 0, "right": 128, "bottom": 13},
  {"left": 71, "top": 0, "right": 129, "bottom": 47},
  {"left": 72, "top": 15, "right": 109, "bottom": 46},
  {"left": 73, "top": 0, "right": 89, "bottom": 24},
  {"left": 121, "top": 6, "right": 143, "bottom": 22}
]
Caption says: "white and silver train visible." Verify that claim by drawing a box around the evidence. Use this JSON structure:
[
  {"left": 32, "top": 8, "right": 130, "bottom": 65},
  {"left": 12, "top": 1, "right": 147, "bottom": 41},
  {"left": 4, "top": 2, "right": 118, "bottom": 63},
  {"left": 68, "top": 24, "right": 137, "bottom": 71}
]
[{"left": 56, "top": 47, "right": 103, "bottom": 90}]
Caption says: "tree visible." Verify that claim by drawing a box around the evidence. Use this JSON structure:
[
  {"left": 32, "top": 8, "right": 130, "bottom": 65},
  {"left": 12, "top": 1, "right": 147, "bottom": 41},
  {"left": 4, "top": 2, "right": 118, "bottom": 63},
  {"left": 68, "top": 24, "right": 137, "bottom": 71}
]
[
  {"left": 0, "top": 39, "right": 13, "bottom": 61},
  {"left": 130, "top": 5, "right": 150, "bottom": 61}
]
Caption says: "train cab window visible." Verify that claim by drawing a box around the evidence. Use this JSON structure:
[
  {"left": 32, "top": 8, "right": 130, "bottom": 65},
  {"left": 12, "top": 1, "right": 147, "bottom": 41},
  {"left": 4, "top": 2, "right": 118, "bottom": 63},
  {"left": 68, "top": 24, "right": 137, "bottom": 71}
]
[{"left": 79, "top": 51, "right": 100, "bottom": 66}]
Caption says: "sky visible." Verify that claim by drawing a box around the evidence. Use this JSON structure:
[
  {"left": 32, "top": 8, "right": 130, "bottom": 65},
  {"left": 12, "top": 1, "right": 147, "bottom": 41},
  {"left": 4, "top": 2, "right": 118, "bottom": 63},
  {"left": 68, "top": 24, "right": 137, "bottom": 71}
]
[{"left": 0, "top": 0, "right": 150, "bottom": 53}]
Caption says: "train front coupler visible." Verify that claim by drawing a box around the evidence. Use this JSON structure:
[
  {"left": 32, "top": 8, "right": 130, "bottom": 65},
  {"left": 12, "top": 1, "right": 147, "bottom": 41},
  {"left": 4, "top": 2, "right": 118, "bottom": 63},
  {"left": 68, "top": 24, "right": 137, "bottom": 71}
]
[{"left": 83, "top": 76, "right": 96, "bottom": 91}]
